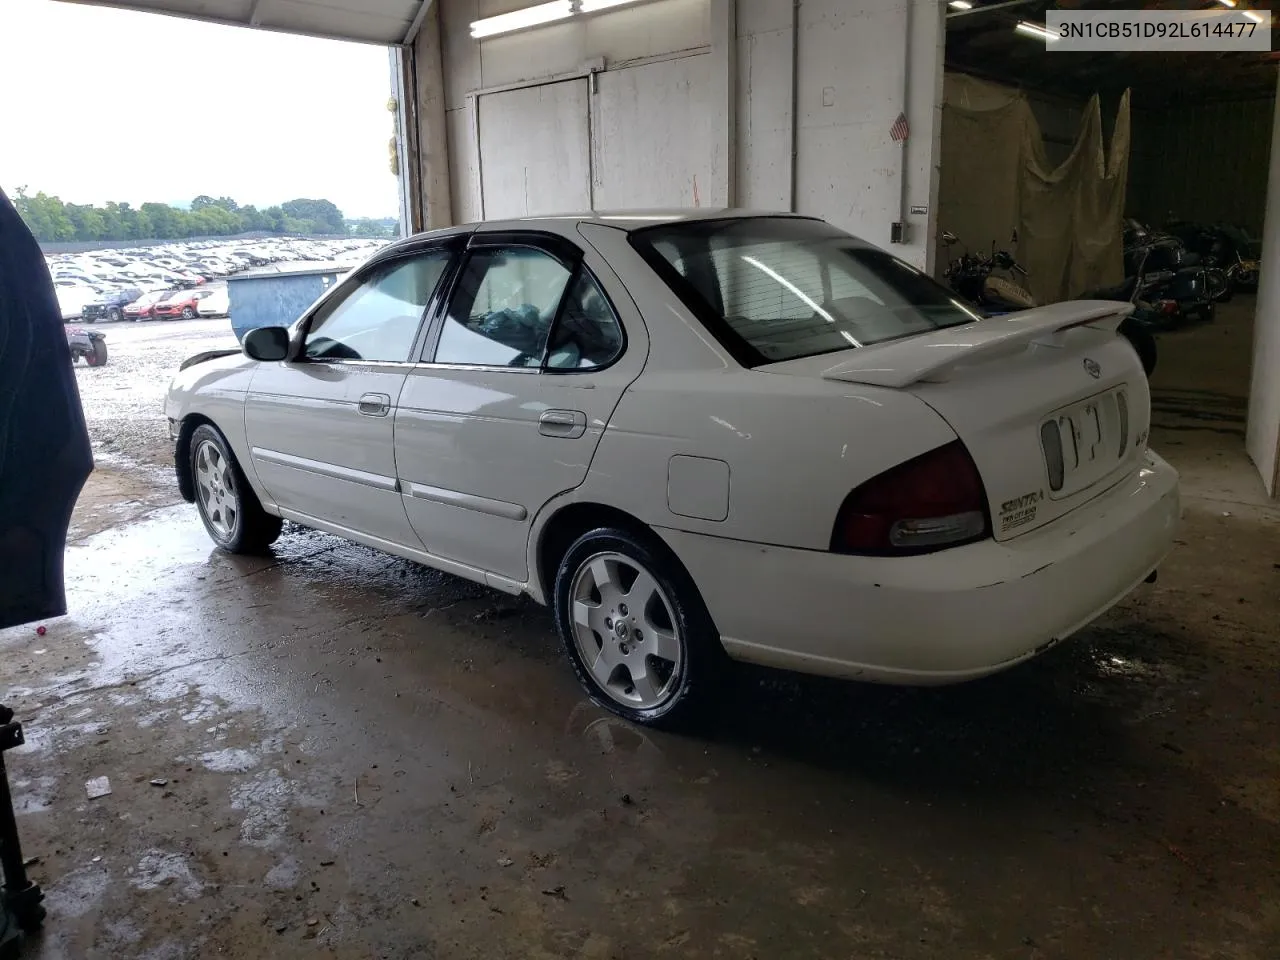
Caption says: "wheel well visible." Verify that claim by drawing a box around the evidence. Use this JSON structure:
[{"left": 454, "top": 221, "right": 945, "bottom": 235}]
[
  {"left": 175, "top": 414, "right": 216, "bottom": 503},
  {"left": 536, "top": 502, "right": 655, "bottom": 600}
]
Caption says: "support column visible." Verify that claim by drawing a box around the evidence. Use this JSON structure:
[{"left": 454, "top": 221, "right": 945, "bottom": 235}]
[
  {"left": 389, "top": 47, "right": 420, "bottom": 236},
  {"left": 710, "top": 0, "right": 737, "bottom": 207},
  {"left": 1245, "top": 74, "right": 1280, "bottom": 497},
  {"left": 410, "top": 0, "right": 453, "bottom": 231}
]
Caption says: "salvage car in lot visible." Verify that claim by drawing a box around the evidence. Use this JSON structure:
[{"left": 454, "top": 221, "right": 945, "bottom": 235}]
[
  {"left": 164, "top": 211, "right": 1181, "bottom": 728},
  {"left": 81, "top": 286, "right": 143, "bottom": 323},
  {"left": 122, "top": 289, "right": 169, "bottom": 322},
  {"left": 154, "top": 289, "right": 201, "bottom": 320},
  {"left": 194, "top": 285, "right": 229, "bottom": 318},
  {"left": 54, "top": 280, "right": 97, "bottom": 321}
]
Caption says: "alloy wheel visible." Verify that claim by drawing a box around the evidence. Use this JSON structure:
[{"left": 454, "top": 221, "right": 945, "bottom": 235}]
[
  {"left": 569, "top": 552, "right": 684, "bottom": 710},
  {"left": 194, "top": 439, "right": 239, "bottom": 541}
]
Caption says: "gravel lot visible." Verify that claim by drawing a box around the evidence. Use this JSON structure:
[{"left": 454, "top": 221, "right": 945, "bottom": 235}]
[{"left": 71, "top": 317, "right": 237, "bottom": 468}]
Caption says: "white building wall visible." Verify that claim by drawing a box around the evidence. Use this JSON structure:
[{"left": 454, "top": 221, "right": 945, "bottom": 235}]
[
  {"left": 1246, "top": 78, "right": 1280, "bottom": 497},
  {"left": 429, "top": 0, "right": 945, "bottom": 270}
]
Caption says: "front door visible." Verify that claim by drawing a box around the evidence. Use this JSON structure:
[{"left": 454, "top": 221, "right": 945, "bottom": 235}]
[
  {"left": 394, "top": 232, "right": 646, "bottom": 583},
  {"left": 244, "top": 247, "right": 454, "bottom": 549}
]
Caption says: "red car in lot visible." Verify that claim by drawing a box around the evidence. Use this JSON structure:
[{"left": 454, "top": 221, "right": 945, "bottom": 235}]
[
  {"left": 153, "top": 290, "right": 201, "bottom": 321},
  {"left": 121, "top": 289, "right": 169, "bottom": 322}
]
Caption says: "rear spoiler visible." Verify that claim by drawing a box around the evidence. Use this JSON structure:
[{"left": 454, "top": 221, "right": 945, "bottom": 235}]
[{"left": 820, "top": 300, "right": 1133, "bottom": 389}]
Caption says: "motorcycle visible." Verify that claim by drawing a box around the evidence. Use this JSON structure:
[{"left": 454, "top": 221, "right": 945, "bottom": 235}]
[
  {"left": 943, "top": 229, "right": 1156, "bottom": 375},
  {"left": 66, "top": 327, "right": 108, "bottom": 367},
  {"left": 1166, "top": 220, "right": 1259, "bottom": 297},
  {"left": 1118, "top": 224, "right": 1216, "bottom": 323},
  {"left": 941, "top": 231, "right": 1036, "bottom": 314}
]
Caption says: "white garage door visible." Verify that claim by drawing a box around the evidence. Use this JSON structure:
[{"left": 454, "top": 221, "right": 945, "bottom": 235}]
[
  {"left": 591, "top": 55, "right": 714, "bottom": 210},
  {"left": 475, "top": 55, "right": 714, "bottom": 219},
  {"left": 478, "top": 79, "right": 592, "bottom": 220}
]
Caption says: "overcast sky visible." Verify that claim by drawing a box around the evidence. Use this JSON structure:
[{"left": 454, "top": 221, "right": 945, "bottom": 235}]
[{"left": 0, "top": 0, "right": 399, "bottom": 218}]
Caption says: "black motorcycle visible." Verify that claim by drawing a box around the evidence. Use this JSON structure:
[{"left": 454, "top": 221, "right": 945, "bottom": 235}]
[
  {"left": 1117, "top": 225, "right": 1216, "bottom": 324},
  {"left": 941, "top": 231, "right": 1036, "bottom": 314},
  {"left": 1166, "top": 220, "right": 1259, "bottom": 297}
]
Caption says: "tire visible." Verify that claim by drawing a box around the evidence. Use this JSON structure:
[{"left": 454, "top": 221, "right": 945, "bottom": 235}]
[
  {"left": 1119, "top": 316, "right": 1157, "bottom": 378},
  {"left": 108, "top": 307, "right": 123, "bottom": 322},
  {"left": 85, "top": 340, "right": 108, "bottom": 367},
  {"left": 189, "top": 424, "right": 283, "bottom": 554},
  {"left": 1205, "top": 268, "right": 1231, "bottom": 303},
  {"left": 553, "top": 527, "right": 724, "bottom": 730},
  {"left": 181, "top": 306, "right": 196, "bottom": 320}
]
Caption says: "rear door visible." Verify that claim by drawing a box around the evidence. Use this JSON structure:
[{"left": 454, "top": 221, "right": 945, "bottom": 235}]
[
  {"left": 244, "top": 242, "right": 458, "bottom": 548},
  {"left": 393, "top": 230, "right": 646, "bottom": 583}
]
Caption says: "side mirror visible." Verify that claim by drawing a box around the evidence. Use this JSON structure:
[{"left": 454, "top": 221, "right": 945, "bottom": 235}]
[{"left": 243, "top": 326, "right": 290, "bottom": 362}]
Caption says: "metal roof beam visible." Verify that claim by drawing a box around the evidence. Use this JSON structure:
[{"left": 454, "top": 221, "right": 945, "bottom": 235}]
[{"left": 402, "top": 0, "right": 434, "bottom": 45}]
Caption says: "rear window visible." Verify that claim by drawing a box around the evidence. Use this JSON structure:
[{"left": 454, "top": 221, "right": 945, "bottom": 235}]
[{"left": 631, "top": 217, "right": 979, "bottom": 366}]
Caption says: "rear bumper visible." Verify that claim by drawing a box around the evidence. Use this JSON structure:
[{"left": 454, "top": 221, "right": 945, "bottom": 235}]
[{"left": 658, "top": 451, "right": 1180, "bottom": 684}]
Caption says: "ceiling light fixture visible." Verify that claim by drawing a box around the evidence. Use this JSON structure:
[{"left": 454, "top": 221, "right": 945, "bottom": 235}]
[
  {"left": 470, "top": 0, "right": 573, "bottom": 38},
  {"left": 580, "top": 0, "right": 647, "bottom": 11},
  {"left": 948, "top": 1, "right": 973, "bottom": 9},
  {"left": 1216, "top": 0, "right": 1237, "bottom": 7},
  {"left": 1014, "top": 20, "right": 1058, "bottom": 41}
]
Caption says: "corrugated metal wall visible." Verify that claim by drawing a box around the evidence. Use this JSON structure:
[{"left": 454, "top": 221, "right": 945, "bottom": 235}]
[{"left": 1129, "top": 98, "right": 1274, "bottom": 233}]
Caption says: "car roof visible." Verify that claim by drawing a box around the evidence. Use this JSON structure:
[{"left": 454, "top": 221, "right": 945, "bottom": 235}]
[
  {"left": 376, "top": 209, "right": 817, "bottom": 261},
  {"left": 499, "top": 208, "right": 811, "bottom": 230}
]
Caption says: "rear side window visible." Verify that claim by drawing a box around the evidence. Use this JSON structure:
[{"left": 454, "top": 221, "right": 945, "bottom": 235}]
[
  {"left": 435, "top": 248, "right": 572, "bottom": 367},
  {"left": 545, "top": 271, "right": 624, "bottom": 370},
  {"left": 632, "top": 218, "right": 979, "bottom": 366},
  {"left": 434, "top": 247, "right": 624, "bottom": 371}
]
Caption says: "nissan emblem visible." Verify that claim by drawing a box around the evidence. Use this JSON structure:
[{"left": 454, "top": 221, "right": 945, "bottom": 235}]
[{"left": 1083, "top": 358, "right": 1102, "bottom": 379}]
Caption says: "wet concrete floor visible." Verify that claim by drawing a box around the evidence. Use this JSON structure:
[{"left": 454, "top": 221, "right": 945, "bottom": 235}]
[{"left": 2, "top": 302, "right": 1278, "bottom": 958}]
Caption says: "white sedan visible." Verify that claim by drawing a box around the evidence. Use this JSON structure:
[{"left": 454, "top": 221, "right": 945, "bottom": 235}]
[{"left": 164, "top": 211, "right": 1180, "bottom": 728}]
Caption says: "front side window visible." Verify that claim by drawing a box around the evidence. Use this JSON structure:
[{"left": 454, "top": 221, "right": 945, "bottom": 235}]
[
  {"left": 632, "top": 218, "right": 979, "bottom": 366},
  {"left": 435, "top": 247, "right": 572, "bottom": 367},
  {"left": 304, "top": 251, "right": 449, "bottom": 362}
]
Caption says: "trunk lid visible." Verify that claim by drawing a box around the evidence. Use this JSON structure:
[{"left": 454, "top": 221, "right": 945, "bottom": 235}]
[{"left": 761, "top": 301, "right": 1151, "bottom": 541}]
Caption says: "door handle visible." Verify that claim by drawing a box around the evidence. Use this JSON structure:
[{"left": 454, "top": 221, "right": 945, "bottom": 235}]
[
  {"left": 357, "top": 392, "right": 392, "bottom": 417},
  {"left": 539, "top": 409, "right": 587, "bottom": 439}
]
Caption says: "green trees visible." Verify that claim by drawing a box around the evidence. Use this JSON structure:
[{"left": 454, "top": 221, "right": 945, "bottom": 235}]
[
  {"left": 280, "top": 198, "right": 345, "bottom": 235},
  {"left": 11, "top": 189, "right": 355, "bottom": 243},
  {"left": 12, "top": 188, "right": 75, "bottom": 242},
  {"left": 348, "top": 217, "right": 398, "bottom": 238}
]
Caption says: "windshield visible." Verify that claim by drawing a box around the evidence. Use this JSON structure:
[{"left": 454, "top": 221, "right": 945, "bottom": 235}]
[{"left": 632, "top": 217, "right": 979, "bottom": 366}]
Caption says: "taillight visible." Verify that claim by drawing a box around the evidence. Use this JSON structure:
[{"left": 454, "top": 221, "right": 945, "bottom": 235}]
[{"left": 830, "top": 440, "right": 990, "bottom": 555}]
